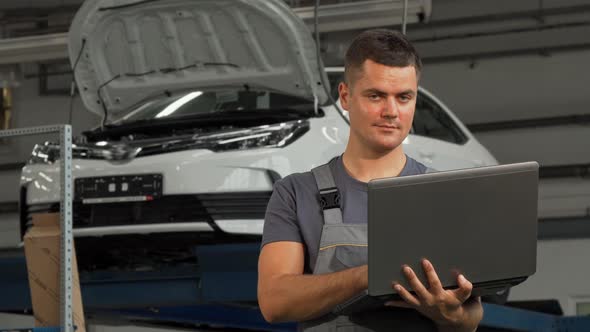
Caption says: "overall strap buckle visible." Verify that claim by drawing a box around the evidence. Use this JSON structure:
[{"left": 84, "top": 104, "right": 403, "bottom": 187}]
[{"left": 319, "top": 187, "right": 341, "bottom": 210}]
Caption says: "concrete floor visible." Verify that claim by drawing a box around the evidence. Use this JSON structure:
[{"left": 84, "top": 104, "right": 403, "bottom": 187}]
[{"left": 0, "top": 313, "right": 223, "bottom": 332}]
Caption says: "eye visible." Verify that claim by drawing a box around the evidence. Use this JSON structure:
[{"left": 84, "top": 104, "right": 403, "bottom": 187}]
[
  {"left": 368, "top": 94, "right": 381, "bottom": 101},
  {"left": 399, "top": 94, "right": 412, "bottom": 103}
]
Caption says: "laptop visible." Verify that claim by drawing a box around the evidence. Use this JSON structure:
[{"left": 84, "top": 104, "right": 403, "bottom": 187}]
[{"left": 367, "top": 161, "right": 539, "bottom": 301}]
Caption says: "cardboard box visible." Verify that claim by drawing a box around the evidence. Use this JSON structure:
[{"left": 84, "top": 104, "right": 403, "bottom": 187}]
[{"left": 24, "top": 213, "right": 86, "bottom": 332}]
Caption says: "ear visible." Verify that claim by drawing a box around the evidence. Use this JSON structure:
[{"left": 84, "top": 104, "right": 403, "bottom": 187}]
[{"left": 338, "top": 82, "right": 350, "bottom": 110}]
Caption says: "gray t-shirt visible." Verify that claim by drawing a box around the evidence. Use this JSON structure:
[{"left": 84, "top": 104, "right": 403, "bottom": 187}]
[{"left": 262, "top": 155, "right": 427, "bottom": 272}]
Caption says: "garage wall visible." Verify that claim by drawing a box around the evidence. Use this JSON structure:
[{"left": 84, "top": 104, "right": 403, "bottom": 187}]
[
  {"left": 510, "top": 238, "right": 590, "bottom": 316},
  {"left": 0, "top": 75, "right": 99, "bottom": 203},
  {"left": 6, "top": 75, "right": 99, "bottom": 161},
  {"left": 0, "top": 213, "right": 18, "bottom": 248},
  {"left": 420, "top": 50, "right": 590, "bottom": 124},
  {"left": 419, "top": 50, "right": 590, "bottom": 166}
]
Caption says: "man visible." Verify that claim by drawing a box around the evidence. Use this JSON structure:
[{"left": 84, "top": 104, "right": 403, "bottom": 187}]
[{"left": 258, "top": 29, "right": 483, "bottom": 331}]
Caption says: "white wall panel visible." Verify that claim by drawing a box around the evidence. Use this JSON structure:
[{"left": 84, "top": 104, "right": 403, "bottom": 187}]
[
  {"left": 474, "top": 126, "right": 590, "bottom": 166},
  {"left": 420, "top": 49, "right": 590, "bottom": 168},
  {"left": 420, "top": 50, "right": 590, "bottom": 125},
  {"left": 510, "top": 238, "right": 590, "bottom": 315},
  {"left": 539, "top": 178, "right": 590, "bottom": 219}
]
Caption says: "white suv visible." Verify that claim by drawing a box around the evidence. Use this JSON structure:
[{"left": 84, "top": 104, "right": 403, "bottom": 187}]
[{"left": 20, "top": 0, "right": 497, "bottom": 270}]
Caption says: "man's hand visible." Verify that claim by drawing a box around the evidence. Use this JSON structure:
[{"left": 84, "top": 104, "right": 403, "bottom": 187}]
[{"left": 385, "top": 259, "right": 483, "bottom": 332}]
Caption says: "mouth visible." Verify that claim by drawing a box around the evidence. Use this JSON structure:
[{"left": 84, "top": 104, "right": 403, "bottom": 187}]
[{"left": 374, "top": 124, "right": 400, "bottom": 130}]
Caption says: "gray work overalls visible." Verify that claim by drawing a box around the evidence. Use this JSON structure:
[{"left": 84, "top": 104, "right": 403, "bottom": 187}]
[{"left": 300, "top": 160, "right": 436, "bottom": 331}]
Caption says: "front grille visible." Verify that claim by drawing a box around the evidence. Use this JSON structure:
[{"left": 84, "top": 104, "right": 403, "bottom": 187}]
[
  {"left": 23, "top": 192, "right": 269, "bottom": 272},
  {"left": 25, "top": 192, "right": 272, "bottom": 229}
]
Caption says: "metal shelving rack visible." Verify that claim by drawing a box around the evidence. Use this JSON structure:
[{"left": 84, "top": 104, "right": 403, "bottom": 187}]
[{"left": 0, "top": 125, "right": 73, "bottom": 332}]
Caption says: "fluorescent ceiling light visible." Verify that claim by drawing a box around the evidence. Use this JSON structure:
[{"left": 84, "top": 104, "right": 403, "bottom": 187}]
[{"left": 156, "top": 91, "right": 203, "bottom": 118}]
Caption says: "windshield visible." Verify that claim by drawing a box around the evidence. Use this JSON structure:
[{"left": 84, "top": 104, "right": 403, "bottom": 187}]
[{"left": 112, "top": 89, "right": 315, "bottom": 125}]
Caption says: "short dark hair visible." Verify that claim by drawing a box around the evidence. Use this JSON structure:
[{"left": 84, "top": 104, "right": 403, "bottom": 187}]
[{"left": 344, "top": 29, "right": 422, "bottom": 85}]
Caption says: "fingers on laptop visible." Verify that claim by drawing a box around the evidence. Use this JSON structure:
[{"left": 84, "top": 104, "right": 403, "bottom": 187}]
[
  {"left": 402, "top": 265, "right": 431, "bottom": 301},
  {"left": 453, "top": 274, "right": 473, "bottom": 303},
  {"left": 390, "top": 281, "right": 420, "bottom": 307},
  {"left": 394, "top": 261, "right": 472, "bottom": 307},
  {"left": 422, "top": 259, "right": 443, "bottom": 292}
]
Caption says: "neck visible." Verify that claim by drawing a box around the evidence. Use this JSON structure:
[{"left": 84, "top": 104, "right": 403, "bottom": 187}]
[{"left": 342, "top": 140, "right": 407, "bottom": 183}]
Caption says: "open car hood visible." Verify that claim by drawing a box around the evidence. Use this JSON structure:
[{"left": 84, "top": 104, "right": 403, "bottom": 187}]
[{"left": 68, "top": 0, "right": 329, "bottom": 117}]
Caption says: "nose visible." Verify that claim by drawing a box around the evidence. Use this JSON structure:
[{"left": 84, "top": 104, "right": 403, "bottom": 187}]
[{"left": 382, "top": 96, "right": 399, "bottom": 119}]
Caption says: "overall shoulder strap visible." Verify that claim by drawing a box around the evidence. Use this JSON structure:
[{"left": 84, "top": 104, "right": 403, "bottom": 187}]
[{"left": 311, "top": 161, "right": 343, "bottom": 225}]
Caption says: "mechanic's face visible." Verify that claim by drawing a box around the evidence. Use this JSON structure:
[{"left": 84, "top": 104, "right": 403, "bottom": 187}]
[{"left": 339, "top": 59, "right": 417, "bottom": 153}]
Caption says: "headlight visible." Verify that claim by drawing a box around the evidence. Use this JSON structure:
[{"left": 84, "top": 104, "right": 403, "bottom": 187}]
[
  {"left": 29, "top": 142, "right": 60, "bottom": 164},
  {"left": 27, "top": 119, "right": 310, "bottom": 163},
  {"left": 28, "top": 141, "right": 104, "bottom": 164},
  {"left": 202, "top": 120, "right": 309, "bottom": 152}
]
